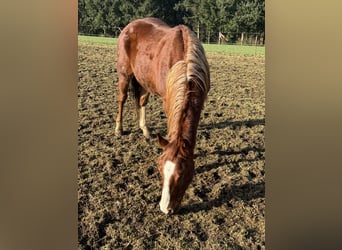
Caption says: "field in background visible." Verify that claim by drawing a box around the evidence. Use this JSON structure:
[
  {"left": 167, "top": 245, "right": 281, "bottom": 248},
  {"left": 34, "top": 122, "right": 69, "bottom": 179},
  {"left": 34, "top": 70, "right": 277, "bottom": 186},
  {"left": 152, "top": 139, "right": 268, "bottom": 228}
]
[
  {"left": 78, "top": 35, "right": 265, "bottom": 56},
  {"left": 78, "top": 38, "right": 265, "bottom": 249}
]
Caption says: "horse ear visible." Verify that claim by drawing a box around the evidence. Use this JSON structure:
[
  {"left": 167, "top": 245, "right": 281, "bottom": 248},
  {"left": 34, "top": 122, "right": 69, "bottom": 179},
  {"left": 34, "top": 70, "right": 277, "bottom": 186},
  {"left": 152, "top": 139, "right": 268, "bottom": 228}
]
[
  {"left": 180, "top": 138, "right": 191, "bottom": 156},
  {"left": 157, "top": 133, "right": 169, "bottom": 150}
]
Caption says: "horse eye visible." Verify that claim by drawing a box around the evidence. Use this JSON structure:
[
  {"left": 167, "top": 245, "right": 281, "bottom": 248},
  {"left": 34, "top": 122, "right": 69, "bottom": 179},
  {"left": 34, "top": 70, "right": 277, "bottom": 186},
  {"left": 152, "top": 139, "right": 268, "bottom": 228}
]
[
  {"left": 176, "top": 171, "right": 183, "bottom": 181},
  {"left": 175, "top": 173, "right": 181, "bottom": 181}
]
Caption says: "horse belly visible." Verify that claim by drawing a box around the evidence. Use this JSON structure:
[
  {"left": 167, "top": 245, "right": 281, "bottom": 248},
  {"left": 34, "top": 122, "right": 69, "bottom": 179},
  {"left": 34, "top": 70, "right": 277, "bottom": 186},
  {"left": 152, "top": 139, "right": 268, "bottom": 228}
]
[{"left": 132, "top": 54, "right": 157, "bottom": 94}]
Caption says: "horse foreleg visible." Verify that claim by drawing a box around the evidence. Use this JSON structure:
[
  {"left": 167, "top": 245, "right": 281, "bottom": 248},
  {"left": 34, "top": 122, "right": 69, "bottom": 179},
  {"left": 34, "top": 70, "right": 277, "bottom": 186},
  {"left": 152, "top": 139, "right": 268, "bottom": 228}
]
[
  {"left": 139, "top": 106, "right": 150, "bottom": 138},
  {"left": 139, "top": 91, "right": 150, "bottom": 138}
]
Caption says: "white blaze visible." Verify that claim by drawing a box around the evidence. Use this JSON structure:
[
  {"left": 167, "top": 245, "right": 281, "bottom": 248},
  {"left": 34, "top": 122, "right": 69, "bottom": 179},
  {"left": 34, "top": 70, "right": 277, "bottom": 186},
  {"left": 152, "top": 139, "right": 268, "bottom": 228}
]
[{"left": 159, "top": 160, "right": 176, "bottom": 214}]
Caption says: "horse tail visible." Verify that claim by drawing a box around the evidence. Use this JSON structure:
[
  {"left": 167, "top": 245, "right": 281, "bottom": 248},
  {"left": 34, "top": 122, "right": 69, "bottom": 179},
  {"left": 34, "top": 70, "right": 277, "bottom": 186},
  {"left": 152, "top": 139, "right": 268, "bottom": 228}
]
[{"left": 165, "top": 26, "right": 210, "bottom": 139}]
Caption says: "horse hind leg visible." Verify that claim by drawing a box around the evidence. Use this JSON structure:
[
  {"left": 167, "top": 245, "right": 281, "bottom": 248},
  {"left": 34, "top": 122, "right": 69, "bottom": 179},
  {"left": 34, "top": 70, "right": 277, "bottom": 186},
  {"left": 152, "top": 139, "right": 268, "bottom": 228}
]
[
  {"left": 130, "top": 77, "right": 150, "bottom": 138},
  {"left": 138, "top": 89, "right": 150, "bottom": 138},
  {"left": 115, "top": 74, "right": 131, "bottom": 137}
]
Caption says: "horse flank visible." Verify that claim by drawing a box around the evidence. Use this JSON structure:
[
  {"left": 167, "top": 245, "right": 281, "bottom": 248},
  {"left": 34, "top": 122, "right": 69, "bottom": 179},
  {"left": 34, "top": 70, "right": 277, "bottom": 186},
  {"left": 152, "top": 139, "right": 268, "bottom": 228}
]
[{"left": 165, "top": 26, "right": 210, "bottom": 140}]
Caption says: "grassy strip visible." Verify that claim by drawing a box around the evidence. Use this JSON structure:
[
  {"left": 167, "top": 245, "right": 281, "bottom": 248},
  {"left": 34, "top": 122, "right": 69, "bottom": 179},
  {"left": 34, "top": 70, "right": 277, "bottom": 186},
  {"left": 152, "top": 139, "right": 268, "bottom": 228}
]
[
  {"left": 78, "top": 35, "right": 118, "bottom": 45},
  {"left": 78, "top": 35, "right": 265, "bottom": 56},
  {"left": 202, "top": 43, "right": 265, "bottom": 56}
]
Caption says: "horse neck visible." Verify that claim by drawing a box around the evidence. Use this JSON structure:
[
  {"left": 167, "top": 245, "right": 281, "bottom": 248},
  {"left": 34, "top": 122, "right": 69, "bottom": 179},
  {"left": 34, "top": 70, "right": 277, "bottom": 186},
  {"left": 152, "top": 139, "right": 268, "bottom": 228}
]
[{"left": 168, "top": 96, "right": 203, "bottom": 157}]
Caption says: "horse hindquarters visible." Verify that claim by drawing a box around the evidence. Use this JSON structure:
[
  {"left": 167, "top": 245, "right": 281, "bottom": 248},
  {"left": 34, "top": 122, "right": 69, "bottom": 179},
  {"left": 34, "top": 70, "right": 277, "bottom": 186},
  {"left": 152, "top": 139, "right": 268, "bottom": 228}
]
[{"left": 115, "top": 69, "right": 151, "bottom": 138}]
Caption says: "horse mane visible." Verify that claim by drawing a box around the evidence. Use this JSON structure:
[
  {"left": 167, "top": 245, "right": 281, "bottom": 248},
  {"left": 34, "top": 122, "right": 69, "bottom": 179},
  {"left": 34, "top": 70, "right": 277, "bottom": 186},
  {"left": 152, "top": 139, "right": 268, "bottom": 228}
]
[{"left": 165, "top": 26, "right": 210, "bottom": 142}]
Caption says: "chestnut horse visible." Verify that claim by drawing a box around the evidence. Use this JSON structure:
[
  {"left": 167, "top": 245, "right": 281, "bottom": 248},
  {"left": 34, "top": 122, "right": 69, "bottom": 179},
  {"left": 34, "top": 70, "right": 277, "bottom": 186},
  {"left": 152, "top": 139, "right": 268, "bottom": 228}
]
[{"left": 115, "top": 18, "right": 210, "bottom": 214}]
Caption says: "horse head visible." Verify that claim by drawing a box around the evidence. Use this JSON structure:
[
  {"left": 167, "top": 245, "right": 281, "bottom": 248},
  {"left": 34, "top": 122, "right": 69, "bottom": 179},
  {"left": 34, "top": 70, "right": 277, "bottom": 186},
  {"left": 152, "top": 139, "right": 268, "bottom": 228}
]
[{"left": 157, "top": 133, "right": 195, "bottom": 214}]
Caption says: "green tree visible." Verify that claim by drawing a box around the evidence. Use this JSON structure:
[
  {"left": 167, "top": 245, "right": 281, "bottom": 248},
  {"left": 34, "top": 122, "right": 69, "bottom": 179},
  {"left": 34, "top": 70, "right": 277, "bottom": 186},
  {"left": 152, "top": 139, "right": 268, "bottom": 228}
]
[
  {"left": 233, "top": 0, "right": 263, "bottom": 33},
  {"left": 227, "top": 0, "right": 264, "bottom": 43},
  {"left": 158, "top": 0, "right": 184, "bottom": 26},
  {"left": 175, "top": 0, "right": 205, "bottom": 39},
  {"left": 78, "top": 0, "right": 265, "bottom": 42}
]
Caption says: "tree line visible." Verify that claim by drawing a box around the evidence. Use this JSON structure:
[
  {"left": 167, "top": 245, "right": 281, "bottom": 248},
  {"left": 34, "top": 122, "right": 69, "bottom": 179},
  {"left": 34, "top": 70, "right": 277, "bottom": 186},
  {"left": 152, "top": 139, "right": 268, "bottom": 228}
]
[{"left": 78, "top": 0, "right": 264, "bottom": 44}]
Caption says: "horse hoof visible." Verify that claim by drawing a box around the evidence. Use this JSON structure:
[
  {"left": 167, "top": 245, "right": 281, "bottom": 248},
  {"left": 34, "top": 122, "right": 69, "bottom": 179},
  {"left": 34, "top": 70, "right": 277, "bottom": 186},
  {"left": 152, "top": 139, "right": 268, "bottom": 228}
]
[
  {"left": 115, "top": 129, "right": 122, "bottom": 137},
  {"left": 143, "top": 132, "right": 150, "bottom": 139},
  {"left": 140, "top": 126, "right": 150, "bottom": 139}
]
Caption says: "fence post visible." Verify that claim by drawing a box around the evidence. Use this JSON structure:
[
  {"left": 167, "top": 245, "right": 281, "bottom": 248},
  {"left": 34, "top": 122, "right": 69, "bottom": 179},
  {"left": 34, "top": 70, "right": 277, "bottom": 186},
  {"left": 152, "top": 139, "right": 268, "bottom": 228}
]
[
  {"left": 255, "top": 34, "right": 258, "bottom": 46},
  {"left": 207, "top": 30, "right": 210, "bottom": 44},
  {"left": 240, "top": 32, "right": 244, "bottom": 45},
  {"left": 196, "top": 23, "right": 200, "bottom": 39}
]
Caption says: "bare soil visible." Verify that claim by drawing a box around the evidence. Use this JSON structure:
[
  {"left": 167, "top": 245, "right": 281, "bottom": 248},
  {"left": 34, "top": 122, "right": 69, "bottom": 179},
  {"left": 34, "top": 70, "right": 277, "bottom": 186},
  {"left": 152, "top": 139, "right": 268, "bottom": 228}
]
[{"left": 78, "top": 42, "right": 265, "bottom": 249}]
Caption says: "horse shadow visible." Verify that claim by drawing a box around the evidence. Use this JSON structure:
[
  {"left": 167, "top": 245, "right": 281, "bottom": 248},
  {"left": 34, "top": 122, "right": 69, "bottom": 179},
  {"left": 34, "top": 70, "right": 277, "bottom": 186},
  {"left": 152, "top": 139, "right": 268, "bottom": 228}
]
[
  {"left": 195, "top": 147, "right": 265, "bottom": 174},
  {"left": 196, "top": 117, "right": 265, "bottom": 172},
  {"left": 179, "top": 180, "right": 265, "bottom": 215},
  {"left": 178, "top": 118, "right": 265, "bottom": 215},
  {"left": 198, "top": 118, "right": 265, "bottom": 131}
]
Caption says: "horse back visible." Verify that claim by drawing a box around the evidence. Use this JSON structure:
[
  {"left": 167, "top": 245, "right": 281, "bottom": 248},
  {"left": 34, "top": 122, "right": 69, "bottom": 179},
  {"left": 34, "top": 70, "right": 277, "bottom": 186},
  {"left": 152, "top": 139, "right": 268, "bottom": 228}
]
[{"left": 117, "top": 18, "right": 186, "bottom": 96}]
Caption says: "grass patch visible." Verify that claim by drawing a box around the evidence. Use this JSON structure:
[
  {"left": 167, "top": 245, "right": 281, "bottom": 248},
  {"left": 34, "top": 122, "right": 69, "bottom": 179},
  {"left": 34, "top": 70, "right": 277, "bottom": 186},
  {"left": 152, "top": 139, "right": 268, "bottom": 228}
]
[
  {"left": 203, "top": 43, "right": 265, "bottom": 56},
  {"left": 78, "top": 35, "right": 118, "bottom": 45},
  {"left": 78, "top": 35, "right": 264, "bottom": 56}
]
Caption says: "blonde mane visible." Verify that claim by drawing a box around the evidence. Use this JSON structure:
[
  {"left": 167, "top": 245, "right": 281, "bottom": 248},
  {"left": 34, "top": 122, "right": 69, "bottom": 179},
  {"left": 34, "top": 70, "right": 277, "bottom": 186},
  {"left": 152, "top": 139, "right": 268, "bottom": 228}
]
[{"left": 165, "top": 26, "right": 210, "bottom": 140}]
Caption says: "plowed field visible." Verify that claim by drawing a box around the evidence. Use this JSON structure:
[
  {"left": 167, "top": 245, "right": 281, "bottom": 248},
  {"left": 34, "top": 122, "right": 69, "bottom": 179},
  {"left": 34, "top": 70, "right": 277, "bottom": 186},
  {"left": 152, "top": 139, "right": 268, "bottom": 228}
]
[{"left": 78, "top": 41, "right": 265, "bottom": 249}]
